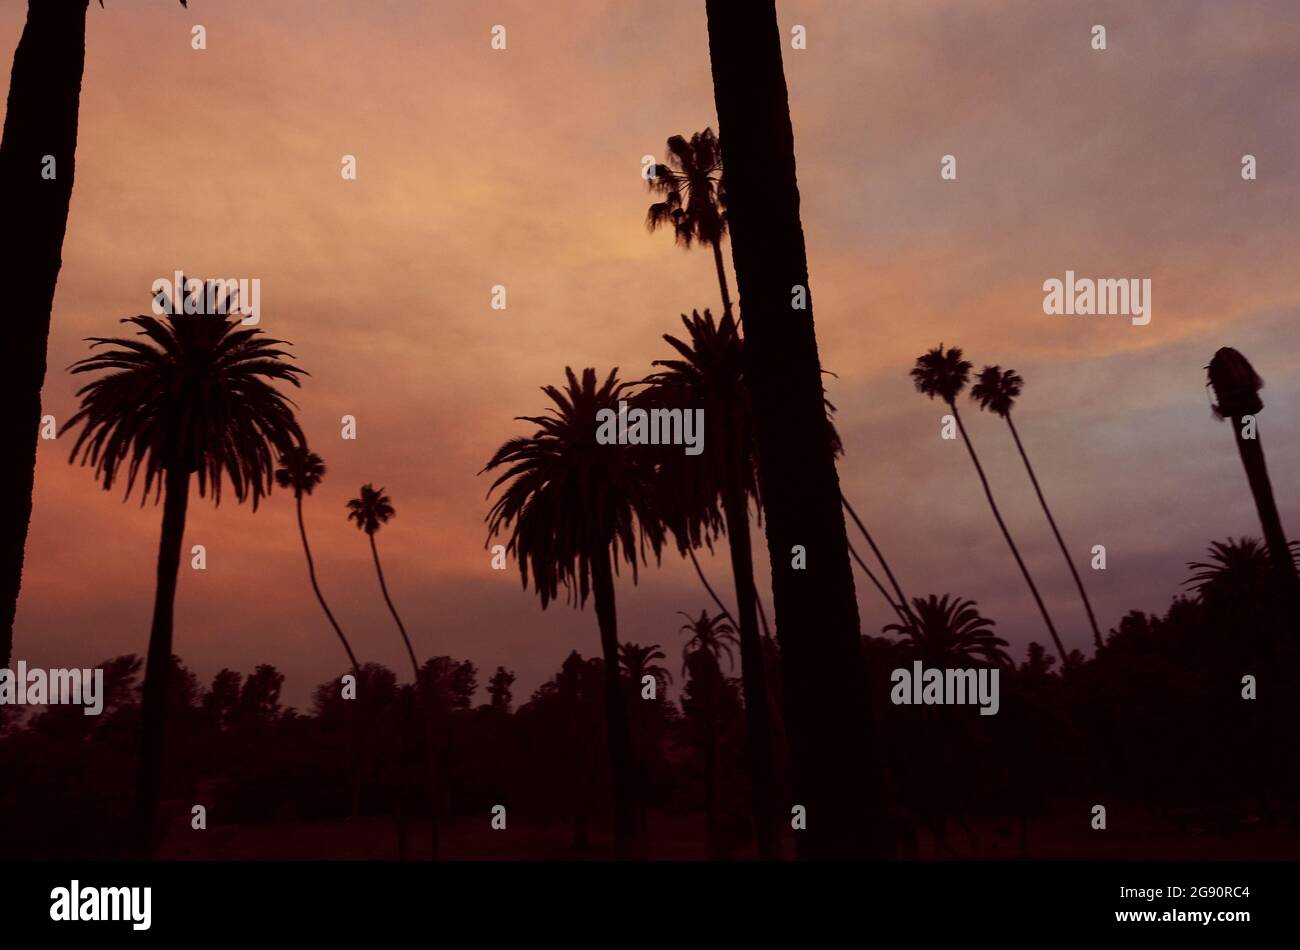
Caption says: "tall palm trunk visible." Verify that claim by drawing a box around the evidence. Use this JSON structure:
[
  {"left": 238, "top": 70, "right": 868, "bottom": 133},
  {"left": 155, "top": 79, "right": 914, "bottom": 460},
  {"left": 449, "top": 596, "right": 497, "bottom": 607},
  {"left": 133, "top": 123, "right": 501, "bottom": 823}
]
[
  {"left": 1230, "top": 420, "right": 1298, "bottom": 584},
  {"left": 842, "top": 495, "right": 912, "bottom": 624},
  {"left": 0, "top": 0, "right": 90, "bottom": 667},
  {"left": 721, "top": 479, "right": 778, "bottom": 859},
  {"left": 294, "top": 494, "right": 363, "bottom": 817},
  {"left": 132, "top": 465, "right": 191, "bottom": 859},
  {"left": 949, "top": 402, "right": 1067, "bottom": 665},
  {"left": 1004, "top": 414, "right": 1103, "bottom": 650},
  {"left": 590, "top": 545, "right": 640, "bottom": 858},
  {"left": 705, "top": 0, "right": 890, "bottom": 859},
  {"left": 687, "top": 547, "right": 735, "bottom": 624},
  {"left": 367, "top": 534, "right": 440, "bottom": 860},
  {"left": 711, "top": 238, "right": 733, "bottom": 318}
]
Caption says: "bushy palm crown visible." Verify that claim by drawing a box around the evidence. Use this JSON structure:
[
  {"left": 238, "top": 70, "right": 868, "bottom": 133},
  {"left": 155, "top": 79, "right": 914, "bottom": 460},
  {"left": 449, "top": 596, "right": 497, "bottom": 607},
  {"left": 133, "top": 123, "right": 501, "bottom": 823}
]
[
  {"left": 1185, "top": 537, "right": 1298, "bottom": 603},
  {"left": 646, "top": 129, "right": 727, "bottom": 249},
  {"left": 910, "top": 344, "right": 972, "bottom": 406},
  {"left": 347, "top": 483, "right": 394, "bottom": 535},
  {"left": 482, "top": 367, "right": 664, "bottom": 609},
  {"left": 971, "top": 365, "right": 1023, "bottom": 418},
  {"left": 679, "top": 609, "right": 738, "bottom": 673},
  {"left": 275, "top": 447, "right": 326, "bottom": 498},
  {"left": 65, "top": 289, "right": 304, "bottom": 507},
  {"left": 885, "top": 594, "right": 1011, "bottom": 668},
  {"left": 1206, "top": 347, "right": 1264, "bottom": 419},
  {"left": 619, "top": 642, "right": 673, "bottom": 688}
]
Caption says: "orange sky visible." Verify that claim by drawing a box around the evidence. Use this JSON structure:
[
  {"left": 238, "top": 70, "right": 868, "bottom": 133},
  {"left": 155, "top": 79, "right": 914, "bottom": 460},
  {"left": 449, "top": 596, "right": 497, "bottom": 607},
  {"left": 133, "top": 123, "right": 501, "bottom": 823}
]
[{"left": 5, "top": 0, "right": 1298, "bottom": 707}]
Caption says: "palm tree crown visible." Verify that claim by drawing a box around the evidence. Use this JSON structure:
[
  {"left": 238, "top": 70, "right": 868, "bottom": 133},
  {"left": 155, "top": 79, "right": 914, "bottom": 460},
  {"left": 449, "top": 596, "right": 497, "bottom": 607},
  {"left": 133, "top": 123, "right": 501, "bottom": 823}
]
[
  {"left": 910, "top": 344, "right": 972, "bottom": 405},
  {"left": 347, "top": 483, "right": 394, "bottom": 535},
  {"left": 970, "top": 365, "right": 1023, "bottom": 418},
  {"left": 1185, "top": 537, "right": 1298, "bottom": 603},
  {"left": 885, "top": 594, "right": 1011, "bottom": 668},
  {"left": 1206, "top": 347, "right": 1264, "bottom": 419},
  {"left": 65, "top": 300, "right": 304, "bottom": 504},
  {"left": 679, "top": 609, "right": 738, "bottom": 672},
  {"left": 646, "top": 129, "right": 726, "bottom": 249},
  {"left": 275, "top": 446, "right": 326, "bottom": 498},
  {"left": 619, "top": 642, "right": 673, "bottom": 690}
]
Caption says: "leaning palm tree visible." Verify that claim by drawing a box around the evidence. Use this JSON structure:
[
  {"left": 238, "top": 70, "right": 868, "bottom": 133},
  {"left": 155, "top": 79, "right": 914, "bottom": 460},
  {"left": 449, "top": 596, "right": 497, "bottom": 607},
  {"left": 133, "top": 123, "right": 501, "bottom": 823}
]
[
  {"left": 972, "top": 365, "right": 1103, "bottom": 651},
  {"left": 885, "top": 594, "right": 1012, "bottom": 669},
  {"left": 703, "top": 0, "right": 886, "bottom": 859},
  {"left": 276, "top": 449, "right": 360, "bottom": 672},
  {"left": 0, "top": 0, "right": 188, "bottom": 668},
  {"left": 646, "top": 128, "right": 732, "bottom": 318},
  {"left": 1206, "top": 348, "right": 1298, "bottom": 586},
  {"left": 482, "top": 367, "right": 665, "bottom": 858},
  {"left": 63, "top": 291, "right": 303, "bottom": 858},
  {"left": 911, "top": 345, "right": 1067, "bottom": 666},
  {"left": 347, "top": 483, "right": 440, "bottom": 859},
  {"left": 642, "top": 308, "right": 779, "bottom": 858}
]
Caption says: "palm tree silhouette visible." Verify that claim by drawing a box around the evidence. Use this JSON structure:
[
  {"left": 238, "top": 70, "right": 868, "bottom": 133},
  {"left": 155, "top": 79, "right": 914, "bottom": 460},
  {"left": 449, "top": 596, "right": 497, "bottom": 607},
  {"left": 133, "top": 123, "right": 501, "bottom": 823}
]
[
  {"left": 679, "top": 608, "right": 736, "bottom": 858},
  {"left": 1185, "top": 537, "right": 1300, "bottom": 606},
  {"left": 346, "top": 483, "right": 440, "bottom": 858},
  {"left": 911, "top": 345, "right": 1067, "bottom": 666},
  {"left": 679, "top": 608, "right": 738, "bottom": 674},
  {"left": 704, "top": 0, "right": 887, "bottom": 858},
  {"left": 276, "top": 448, "right": 360, "bottom": 673},
  {"left": 63, "top": 289, "right": 303, "bottom": 858},
  {"left": 885, "top": 594, "right": 1011, "bottom": 668},
  {"left": 482, "top": 367, "right": 664, "bottom": 858},
  {"left": 646, "top": 129, "right": 732, "bottom": 318},
  {"left": 971, "top": 365, "right": 1103, "bottom": 651},
  {"left": 643, "top": 308, "right": 779, "bottom": 858},
  {"left": 1206, "top": 348, "right": 1298, "bottom": 587},
  {"left": 0, "top": 0, "right": 187, "bottom": 667},
  {"left": 618, "top": 642, "right": 673, "bottom": 694}
]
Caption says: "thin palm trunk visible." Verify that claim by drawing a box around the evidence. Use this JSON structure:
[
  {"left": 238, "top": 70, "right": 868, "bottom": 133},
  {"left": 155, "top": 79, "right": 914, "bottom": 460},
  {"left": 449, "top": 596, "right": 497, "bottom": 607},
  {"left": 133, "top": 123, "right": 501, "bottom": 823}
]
[
  {"left": 367, "top": 534, "right": 439, "bottom": 860},
  {"left": 847, "top": 538, "right": 907, "bottom": 625},
  {"left": 0, "top": 0, "right": 90, "bottom": 667},
  {"left": 842, "top": 495, "right": 912, "bottom": 621},
  {"left": 711, "top": 237, "right": 733, "bottom": 319},
  {"left": 688, "top": 546, "right": 736, "bottom": 624},
  {"left": 949, "top": 402, "right": 1067, "bottom": 665},
  {"left": 1004, "top": 415, "right": 1103, "bottom": 650},
  {"left": 1230, "top": 421, "right": 1298, "bottom": 584},
  {"left": 705, "top": 0, "right": 889, "bottom": 858},
  {"left": 590, "top": 545, "right": 640, "bottom": 858},
  {"left": 131, "top": 465, "right": 191, "bottom": 859},
  {"left": 721, "top": 482, "right": 778, "bottom": 859}
]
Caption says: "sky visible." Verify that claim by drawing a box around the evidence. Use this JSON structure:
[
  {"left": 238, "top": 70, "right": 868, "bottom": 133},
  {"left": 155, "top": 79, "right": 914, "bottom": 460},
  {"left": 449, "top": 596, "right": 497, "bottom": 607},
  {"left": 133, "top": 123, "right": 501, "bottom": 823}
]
[{"left": 4, "top": 0, "right": 1298, "bottom": 709}]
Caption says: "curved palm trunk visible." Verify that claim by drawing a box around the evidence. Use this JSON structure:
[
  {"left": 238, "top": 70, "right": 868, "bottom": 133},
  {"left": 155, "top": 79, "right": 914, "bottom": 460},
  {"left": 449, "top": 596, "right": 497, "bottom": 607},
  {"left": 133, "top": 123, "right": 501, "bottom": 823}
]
[
  {"left": 1004, "top": 414, "right": 1103, "bottom": 650},
  {"left": 367, "top": 533, "right": 440, "bottom": 860},
  {"left": 949, "top": 403, "right": 1067, "bottom": 665},
  {"left": 710, "top": 237, "right": 733, "bottom": 319},
  {"left": 132, "top": 465, "right": 191, "bottom": 859},
  {"left": 0, "top": 0, "right": 90, "bottom": 668},
  {"left": 295, "top": 495, "right": 363, "bottom": 817},
  {"left": 705, "top": 0, "right": 890, "bottom": 859},
  {"left": 1230, "top": 419, "right": 1298, "bottom": 585},
  {"left": 721, "top": 485, "right": 778, "bottom": 859},
  {"left": 687, "top": 547, "right": 736, "bottom": 624},
  {"left": 589, "top": 545, "right": 640, "bottom": 858}
]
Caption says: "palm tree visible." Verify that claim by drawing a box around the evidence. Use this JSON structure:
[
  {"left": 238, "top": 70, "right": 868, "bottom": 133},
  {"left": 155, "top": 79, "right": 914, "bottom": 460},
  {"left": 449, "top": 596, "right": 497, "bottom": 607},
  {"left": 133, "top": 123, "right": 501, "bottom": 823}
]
[
  {"left": 618, "top": 642, "right": 673, "bottom": 695},
  {"left": 643, "top": 308, "right": 779, "bottom": 858},
  {"left": 646, "top": 129, "right": 732, "bottom": 318},
  {"left": 482, "top": 367, "right": 665, "bottom": 858},
  {"left": 1185, "top": 537, "right": 1300, "bottom": 606},
  {"left": 971, "top": 365, "right": 1103, "bottom": 651},
  {"left": 0, "top": 0, "right": 187, "bottom": 667},
  {"left": 679, "top": 609, "right": 738, "bottom": 675},
  {"left": 703, "top": 0, "right": 887, "bottom": 859},
  {"left": 1206, "top": 348, "right": 1298, "bottom": 586},
  {"left": 911, "top": 345, "right": 1067, "bottom": 666},
  {"left": 63, "top": 291, "right": 303, "bottom": 858},
  {"left": 276, "top": 448, "right": 360, "bottom": 673},
  {"left": 679, "top": 608, "right": 737, "bottom": 858},
  {"left": 885, "top": 594, "right": 1011, "bottom": 668},
  {"left": 346, "top": 483, "right": 440, "bottom": 858}
]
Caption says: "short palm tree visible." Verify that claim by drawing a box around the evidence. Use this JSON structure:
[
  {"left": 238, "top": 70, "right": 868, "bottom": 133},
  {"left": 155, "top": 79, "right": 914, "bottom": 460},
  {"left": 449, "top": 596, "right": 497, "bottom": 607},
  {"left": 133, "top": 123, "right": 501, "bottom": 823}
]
[
  {"left": 1185, "top": 537, "right": 1299, "bottom": 606},
  {"left": 679, "top": 609, "right": 738, "bottom": 674},
  {"left": 1206, "top": 348, "right": 1298, "bottom": 586},
  {"left": 276, "top": 448, "right": 359, "bottom": 672},
  {"left": 482, "top": 367, "right": 665, "bottom": 858},
  {"left": 619, "top": 642, "right": 673, "bottom": 695},
  {"left": 885, "top": 594, "right": 1011, "bottom": 668},
  {"left": 972, "top": 365, "right": 1102, "bottom": 651},
  {"left": 64, "top": 294, "right": 304, "bottom": 858},
  {"left": 646, "top": 129, "right": 732, "bottom": 318},
  {"left": 911, "top": 345, "right": 1066, "bottom": 665}
]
